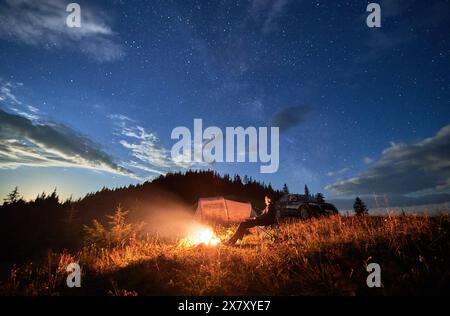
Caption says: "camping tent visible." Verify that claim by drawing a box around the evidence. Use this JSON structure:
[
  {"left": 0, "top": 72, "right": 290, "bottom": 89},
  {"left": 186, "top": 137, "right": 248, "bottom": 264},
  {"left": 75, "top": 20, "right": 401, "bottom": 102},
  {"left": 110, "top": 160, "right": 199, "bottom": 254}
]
[{"left": 194, "top": 197, "right": 255, "bottom": 225}]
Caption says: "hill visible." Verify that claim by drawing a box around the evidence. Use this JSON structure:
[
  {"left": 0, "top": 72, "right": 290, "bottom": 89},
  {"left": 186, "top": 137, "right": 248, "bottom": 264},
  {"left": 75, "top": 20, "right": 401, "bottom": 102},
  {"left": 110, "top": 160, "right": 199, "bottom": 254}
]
[{"left": 0, "top": 170, "right": 281, "bottom": 261}]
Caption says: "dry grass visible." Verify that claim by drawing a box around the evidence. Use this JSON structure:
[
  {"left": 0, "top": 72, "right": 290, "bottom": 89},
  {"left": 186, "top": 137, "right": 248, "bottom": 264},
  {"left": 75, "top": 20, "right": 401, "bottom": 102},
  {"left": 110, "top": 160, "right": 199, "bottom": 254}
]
[{"left": 1, "top": 214, "right": 449, "bottom": 296}]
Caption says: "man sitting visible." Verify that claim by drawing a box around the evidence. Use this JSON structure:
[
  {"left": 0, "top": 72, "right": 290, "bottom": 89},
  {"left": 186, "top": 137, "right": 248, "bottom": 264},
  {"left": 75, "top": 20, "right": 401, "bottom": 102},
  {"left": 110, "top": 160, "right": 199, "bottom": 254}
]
[{"left": 226, "top": 194, "right": 277, "bottom": 245}]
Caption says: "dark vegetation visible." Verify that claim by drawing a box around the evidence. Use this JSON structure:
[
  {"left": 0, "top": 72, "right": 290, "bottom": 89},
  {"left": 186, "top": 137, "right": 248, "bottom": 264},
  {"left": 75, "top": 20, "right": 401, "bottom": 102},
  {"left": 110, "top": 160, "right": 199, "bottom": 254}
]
[{"left": 353, "top": 197, "right": 369, "bottom": 215}]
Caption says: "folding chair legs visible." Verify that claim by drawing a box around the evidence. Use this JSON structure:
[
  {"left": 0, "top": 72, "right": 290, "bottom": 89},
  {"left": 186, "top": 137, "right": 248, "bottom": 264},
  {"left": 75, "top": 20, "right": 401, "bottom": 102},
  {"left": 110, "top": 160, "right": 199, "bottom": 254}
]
[{"left": 256, "top": 226, "right": 277, "bottom": 240}]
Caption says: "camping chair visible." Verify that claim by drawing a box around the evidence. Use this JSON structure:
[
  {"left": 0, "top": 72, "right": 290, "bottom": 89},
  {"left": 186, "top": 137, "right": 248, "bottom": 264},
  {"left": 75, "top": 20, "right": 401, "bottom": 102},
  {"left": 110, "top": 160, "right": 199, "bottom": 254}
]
[{"left": 253, "top": 207, "right": 281, "bottom": 242}]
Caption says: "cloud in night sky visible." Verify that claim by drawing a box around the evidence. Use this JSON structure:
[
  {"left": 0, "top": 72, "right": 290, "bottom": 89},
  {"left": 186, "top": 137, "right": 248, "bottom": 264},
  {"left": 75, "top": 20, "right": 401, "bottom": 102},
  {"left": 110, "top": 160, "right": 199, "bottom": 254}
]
[
  {"left": 0, "top": 108, "right": 137, "bottom": 179},
  {"left": 0, "top": 80, "right": 41, "bottom": 121},
  {"left": 119, "top": 126, "right": 172, "bottom": 169},
  {"left": 248, "top": 0, "right": 291, "bottom": 33},
  {"left": 363, "top": 157, "right": 374, "bottom": 165},
  {"left": 326, "top": 125, "right": 450, "bottom": 196},
  {"left": 111, "top": 115, "right": 193, "bottom": 178},
  {"left": 327, "top": 167, "right": 351, "bottom": 177},
  {"left": 0, "top": 81, "right": 23, "bottom": 105},
  {"left": 0, "top": 0, "right": 124, "bottom": 62},
  {"left": 0, "top": 81, "right": 188, "bottom": 182},
  {"left": 271, "top": 105, "right": 310, "bottom": 133}
]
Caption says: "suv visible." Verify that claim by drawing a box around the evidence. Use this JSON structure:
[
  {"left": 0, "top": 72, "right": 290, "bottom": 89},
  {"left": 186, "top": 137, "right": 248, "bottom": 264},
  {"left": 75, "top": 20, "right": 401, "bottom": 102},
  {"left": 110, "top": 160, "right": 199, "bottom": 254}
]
[{"left": 275, "top": 194, "right": 339, "bottom": 219}]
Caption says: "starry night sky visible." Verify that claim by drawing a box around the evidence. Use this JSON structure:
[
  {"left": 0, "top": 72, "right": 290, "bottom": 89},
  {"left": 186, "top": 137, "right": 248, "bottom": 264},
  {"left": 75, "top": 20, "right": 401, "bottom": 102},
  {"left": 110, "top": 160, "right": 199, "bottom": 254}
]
[{"left": 0, "top": 0, "right": 449, "bottom": 206}]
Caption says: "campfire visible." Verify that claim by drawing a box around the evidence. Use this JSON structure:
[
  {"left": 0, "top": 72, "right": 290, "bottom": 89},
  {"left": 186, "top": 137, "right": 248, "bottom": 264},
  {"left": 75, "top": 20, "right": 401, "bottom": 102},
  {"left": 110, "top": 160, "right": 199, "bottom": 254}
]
[{"left": 179, "top": 223, "right": 221, "bottom": 247}]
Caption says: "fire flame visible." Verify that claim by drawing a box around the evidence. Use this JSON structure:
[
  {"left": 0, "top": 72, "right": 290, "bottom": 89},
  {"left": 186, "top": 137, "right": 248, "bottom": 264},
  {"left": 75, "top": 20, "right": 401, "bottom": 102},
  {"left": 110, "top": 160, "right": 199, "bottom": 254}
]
[{"left": 179, "top": 224, "right": 221, "bottom": 247}]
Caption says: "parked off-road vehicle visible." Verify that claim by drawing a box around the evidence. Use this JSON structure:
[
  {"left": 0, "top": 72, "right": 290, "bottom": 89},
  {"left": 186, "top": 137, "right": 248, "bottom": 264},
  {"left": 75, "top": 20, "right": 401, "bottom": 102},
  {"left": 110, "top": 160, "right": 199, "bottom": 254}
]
[{"left": 275, "top": 194, "right": 339, "bottom": 219}]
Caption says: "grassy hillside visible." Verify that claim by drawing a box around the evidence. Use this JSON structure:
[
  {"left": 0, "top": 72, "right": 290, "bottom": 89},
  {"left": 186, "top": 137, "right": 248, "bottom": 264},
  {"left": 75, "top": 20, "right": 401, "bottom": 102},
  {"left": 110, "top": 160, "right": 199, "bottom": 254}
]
[{"left": 1, "top": 213, "right": 449, "bottom": 296}]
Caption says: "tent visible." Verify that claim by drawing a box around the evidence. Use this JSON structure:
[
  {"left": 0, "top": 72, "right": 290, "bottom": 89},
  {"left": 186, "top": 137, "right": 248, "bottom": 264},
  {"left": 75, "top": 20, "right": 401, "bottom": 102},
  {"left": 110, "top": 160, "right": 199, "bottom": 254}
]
[{"left": 194, "top": 197, "right": 255, "bottom": 225}]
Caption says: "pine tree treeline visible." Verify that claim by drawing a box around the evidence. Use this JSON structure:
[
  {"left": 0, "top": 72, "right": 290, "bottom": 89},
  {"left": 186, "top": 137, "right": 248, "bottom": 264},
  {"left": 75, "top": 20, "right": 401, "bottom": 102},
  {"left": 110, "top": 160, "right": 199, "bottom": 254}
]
[{"left": 0, "top": 189, "right": 81, "bottom": 261}]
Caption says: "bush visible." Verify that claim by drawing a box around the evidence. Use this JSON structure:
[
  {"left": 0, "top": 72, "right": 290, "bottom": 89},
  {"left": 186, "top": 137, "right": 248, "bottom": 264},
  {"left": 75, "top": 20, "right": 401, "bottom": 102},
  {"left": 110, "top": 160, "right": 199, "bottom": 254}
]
[{"left": 84, "top": 206, "right": 144, "bottom": 248}]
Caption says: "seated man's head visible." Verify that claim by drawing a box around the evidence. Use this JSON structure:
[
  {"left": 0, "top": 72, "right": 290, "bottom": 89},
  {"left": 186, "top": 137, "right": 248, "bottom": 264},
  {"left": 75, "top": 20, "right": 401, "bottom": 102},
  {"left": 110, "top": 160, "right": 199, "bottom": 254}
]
[{"left": 265, "top": 194, "right": 272, "bottom": 205}]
